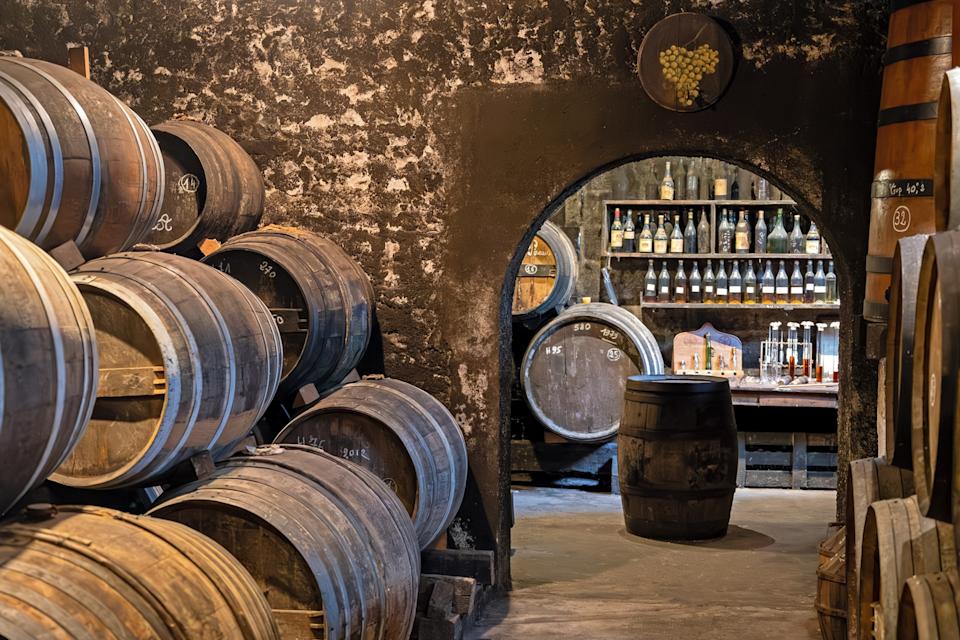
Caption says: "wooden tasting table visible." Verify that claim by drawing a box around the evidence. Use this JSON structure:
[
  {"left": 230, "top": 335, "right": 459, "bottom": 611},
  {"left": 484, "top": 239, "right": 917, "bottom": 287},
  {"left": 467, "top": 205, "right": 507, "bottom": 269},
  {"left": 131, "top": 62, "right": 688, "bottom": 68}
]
[{"left": 730, "top": 382, "right": 838, "bottom": 409}]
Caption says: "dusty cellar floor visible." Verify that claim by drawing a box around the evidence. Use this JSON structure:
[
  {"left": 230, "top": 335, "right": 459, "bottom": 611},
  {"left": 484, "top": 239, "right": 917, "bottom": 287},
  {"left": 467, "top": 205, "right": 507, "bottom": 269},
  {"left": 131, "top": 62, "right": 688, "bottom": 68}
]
[{"left": 468, "top": 486, "right": 836, "bottom": 640}]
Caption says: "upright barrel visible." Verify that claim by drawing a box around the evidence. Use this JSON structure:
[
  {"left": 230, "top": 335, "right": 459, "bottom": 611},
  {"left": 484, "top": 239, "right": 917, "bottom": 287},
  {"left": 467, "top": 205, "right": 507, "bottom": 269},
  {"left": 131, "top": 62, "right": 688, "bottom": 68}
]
[
  {"left": 898, "top": 568, "right": 960, "bottom": 639},
  {"left": 0, "top": 226, "right": 97, "bottom": 515},
  {"left": 857, "top": 496, "right": 955, "bottom": 640},
  {"left": 618, "top": 375, "right": 738, "bottom": 540},
  {"left": 0, "top": 57, "right": 163, "bottom": 258},
  {"left": 275, "top": 377, "right": 468, "bottom": 549},
  {"left": 142, "top": 120, "right": 264, "bottom": 255},
  {"left": 521, "top": 302, "right": 664, "bottom": 441},
  {"left": 512, "top": 221, "right": 578, "bottom": 321},
  {"left": 817, "top": 535, "right": 848, "bottom": 640},
  {"left": 51, "top": 252, "right": 282, "bottom": 488},
  {"left": 149, "top": 445, "right": 419, "bottom": 640},
  {"left": 0, "top": 505, "right": 279, "bottom": 639},
  {"left": 885, "top": 234, "right": 928, "bottom": 467},
  {"left": 863, "top": 0, "right": 952, "bottom": 321},
  {"left": 203, "top": 225, "right": 373, "bottom": 395}
]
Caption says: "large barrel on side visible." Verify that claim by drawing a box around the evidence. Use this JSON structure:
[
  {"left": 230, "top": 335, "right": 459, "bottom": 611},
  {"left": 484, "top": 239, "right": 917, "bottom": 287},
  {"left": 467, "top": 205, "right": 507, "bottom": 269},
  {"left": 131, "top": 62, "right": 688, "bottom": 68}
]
[
  {"left": 275, "top": 377, "right": 468, "bottom": 549},
  {"left": 863, "top": 0, "right": 952, "bottom": 322},
  {"left": 857, "top": 496, "right": 955, "bottom": 639},
  {"left": 141, "top": 120, "right": 264, "bottom": 255},
  {"left": 885, "top": 234, "right": 928, "bottom": 467},
  {"left": 897, "top": 568, "right": 960, "bottom": 639},
  {"left": 911, "top": 230, "right": 960, "bottom": 521},
  {"left": 0, "top": 227, "right": 97, "bottom": 515},
  {"left": 617, "top": 375, "right": 737, "bottom": 540},
  {"left": 149, "top": 445, "right": 419, "bottom": 640},
  {"left": 51, "top": 252, "right": 282, "bottom": 489},
  {"left": 521, "top": 302, "right": 664, "bottom": 441},
  {"left": 0, "top": 57, "right": 163, "bottom": 258},
  {"left": 845, "top": 457, "right": 914, "bottom": 640},
  {"left": 935, "top": 68, "right": 960, "bottom": 231},
  {"left": 203, "top": 225, "right": 373, "bottom": 395},
  {"left": 512, "top": 221, "right": 578, "bottom": 321},
  {"left": 0, "top": 505, "right": 279, "bottom": 639}
]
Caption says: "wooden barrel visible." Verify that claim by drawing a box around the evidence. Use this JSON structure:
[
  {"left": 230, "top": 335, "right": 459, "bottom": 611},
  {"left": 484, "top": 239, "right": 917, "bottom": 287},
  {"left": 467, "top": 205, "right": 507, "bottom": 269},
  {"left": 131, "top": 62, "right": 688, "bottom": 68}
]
[
  {"left": 857, "top": 496, "right": 956, "bottom": 640},
  {"left": 863, "top": 0, "right": 953, "bottom": 322},
  {"left": 0, "top": 57, "right": 163, "bottom": 259},
  {"left": 50, "top": 252, "right": 282, "bottom": 488},
  {"left": 0, "top": 227, "right": 97, "bottom": 515},
  {"left": 141, "top": 120, "right": 264, "bottom": 255},
  {"left": 617, "top": 375, "right": 737, "bottom": 540},
  {"left": 512, "top": 220, "right": 578, "bottom": 321},
  {"left": 817, "top": 538, "right": 848, "bottom": 640},
  {"left": 820, "top": 524, "right": 846, "bottom": 565},
  {"left": 845, "top": 457, "right": 915, "bottom": 640},
  {"left": 885, "top": 234, "right": 929, "bottom": 468},
  {"left": 0, "top": 504, "right": 279, "bottom": 639},
  {"left": 898, "top": 568, "right": 960, "bottom": 639},
  {"left": 149, "top": 445, "right": 419, "bottom": 640},
  {"left": 521, "top": 302, "right": 664, "bottom": 441},
  {"left": 203, "top": 225, "right": 373, "bottom": 395},
  {"left": 911, "top": 230, "right": 960, "bottom": 521},
  {"left": 935, "top": 68, "right": 960, "bottom": 232},
  {"left": 275, "top": 377, "right": 468, "bottom": 549}
]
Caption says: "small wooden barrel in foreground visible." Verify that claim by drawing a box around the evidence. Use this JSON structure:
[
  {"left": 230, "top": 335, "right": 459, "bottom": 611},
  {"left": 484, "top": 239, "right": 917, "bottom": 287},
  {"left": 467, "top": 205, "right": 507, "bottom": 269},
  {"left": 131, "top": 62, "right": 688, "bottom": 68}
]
[
  {"left": 142, "top": 120, "right": 264, "bottom": 254},
  {"left": 51, "top": 252, "right": 282, "bottom": 489},
  {"left": 275, "top": 377, "right": 468, "bottom": 549},
  {"left": 898, "top": 568, "right": 960, "bottom": 639},
  {"left": 204, "top": 225, "right": 373, "bottom": 395},
  {"left": 521, "top": 302, "right": 664, "bottom": 442},
  {"left": 0, "top": 504, "right": 279, "bottom": 639},
  {"left": 149, "top": 445, "right": 419, "bottom": 640},
  {"left": 0, "top": 57, "right": 163, "bottom": 258},
  {"left": 817, "top": 529, "right": 847, "bottom": 640},
  {"left": 618, "top": 375, "right": 738, "bottom": 540},
  {"left": 512, "top": 220, "right": 578, "bottom": 321},
  {"left": 0, "top": 226, "right": 97, "bottom": 516}
]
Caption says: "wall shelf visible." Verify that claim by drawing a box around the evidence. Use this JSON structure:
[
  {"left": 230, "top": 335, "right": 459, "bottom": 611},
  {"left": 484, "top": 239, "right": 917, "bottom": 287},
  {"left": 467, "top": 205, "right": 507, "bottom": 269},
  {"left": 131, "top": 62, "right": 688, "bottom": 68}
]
[
  {"left": 640, "top": 302, "right": 840, "bottom": 310},
  {"left": 603, "top": 252, "right": 833, "bottom": 260},
  {"left": 605, "top": 199, "right": 797, "bottom": 207}
]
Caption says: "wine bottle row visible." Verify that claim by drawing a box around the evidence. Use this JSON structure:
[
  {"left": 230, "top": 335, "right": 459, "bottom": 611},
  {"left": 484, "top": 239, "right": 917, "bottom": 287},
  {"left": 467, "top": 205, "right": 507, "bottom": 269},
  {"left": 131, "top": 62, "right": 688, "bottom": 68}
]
[
  {"left": 642, "top": 257, "right": 839, "bottom": 305},
  {"left": 641, "top": 158, "right": 781, "bottom": 201},
  {"left": 609, "top": 207, "right": 829, "bottom": 256}
]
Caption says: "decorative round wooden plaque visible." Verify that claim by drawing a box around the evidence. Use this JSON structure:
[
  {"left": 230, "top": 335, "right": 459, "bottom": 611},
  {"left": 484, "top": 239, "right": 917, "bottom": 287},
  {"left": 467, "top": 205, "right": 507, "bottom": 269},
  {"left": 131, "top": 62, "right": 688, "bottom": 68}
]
[{"left": 638, "top": 13, "right": 735, "bottom": 112}]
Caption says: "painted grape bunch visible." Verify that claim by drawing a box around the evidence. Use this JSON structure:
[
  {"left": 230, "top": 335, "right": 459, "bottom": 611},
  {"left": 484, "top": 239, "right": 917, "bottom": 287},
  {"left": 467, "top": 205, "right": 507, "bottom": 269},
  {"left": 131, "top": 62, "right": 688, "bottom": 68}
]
[{"left": 658, "top": 43, "right": 720, "bottom": 107}]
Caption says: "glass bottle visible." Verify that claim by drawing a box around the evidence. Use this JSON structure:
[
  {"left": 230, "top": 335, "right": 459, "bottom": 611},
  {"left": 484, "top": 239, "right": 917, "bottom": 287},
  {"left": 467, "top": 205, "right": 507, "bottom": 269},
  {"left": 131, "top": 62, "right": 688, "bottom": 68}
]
[
  {"left": 683, "top": 210, "right": 697, "bottom": 253},
  {"left": 675, "top": 160, "right": 687, "bottom": 200},
  {"left": 730, "top": 169, "right": 740, "bottom": 200},
  {"left": 697, "top": 210, "right": 711, "bottom": 254},
  {"left": 826, "top": 260, "right": 838, "bottom": 303},
  {"left": 704, "top": 162, "right": 715, "bottom": 200},
  {"left": 803, "top": 260, "right": 815, "bottom": 304},
  {"left": 744, "top": 261, "right": 758, "bottom": 304},
  {"left": 761, "top": 260, "right": 775, "bottom": 304},
  {"left": 716, "top": 259, "right": 728, "bottom": 304},
  {"left": 754, "top": 210, "right": 768, "bottom": 254},
  {"left": 669, "top": 213, "right": 684, "bottom": 253},
  {"left": 805, "top": 220, "right": 821, "bottom": 254},
  {"left": 775, "top": 260, "right": 789, "bottom": 303},
  {"left": 814, "top": 260, "right": 827, "bottom": 303},
  {"left": 638, "top": 213, "right": 653, "bottom": 253},
  {"left": 768, "top": 208, "right": 789, "bottom": 254},
  {"left": 689, "top": 262, "right": 702, "bottom": 303},
  {"left": 703, "top": 260, "right": 716, "bottom": 303},
  {"left": 674, "top": 260, "right": 687, "bottom": 303},
  {"left": 610, "top": 208, "right": 623, "bottom": 252},
  {"left": 790, "top": 260, "right": 804, "bottom": 304},
  {"left": 687, "top": 160, "right": 700, "bottom": 201},
  {"left": 729, "top": 260, "right": 743, "bottom": 304},
  {"left": 653, "top": 214, "right": 668, "bottom": 255},
  {"left": 757, "top": 177, "right": 770, "bottom": 200},
  {"left": 644, "top": 259, "right": 657, "bottom": 302},
  {"left": 789, "top": 214, "right": 804, "bottom": 253},
  {"left": 714, "top": 173, "right": 728, "bottom": 200},
  {"left": 644, "top": 164, "right": 659, "bottom": 199},
  {"left": 660, "top": 161, "right": 675, "bottom": 200},
  {"left": 662, "top": 212, "right": 674, "bottom": 237},
  {"left": 621, "top": 211, "right": 635, "bottom": 253},
  {"left": 718, "top": 209, "right": 733, "bottom": 253},
  {"left": 658, "top": 261, "right": 671, "bottom": 302},
  {"left": 735, "top": 210, "right": 751, "bottom": 254}
]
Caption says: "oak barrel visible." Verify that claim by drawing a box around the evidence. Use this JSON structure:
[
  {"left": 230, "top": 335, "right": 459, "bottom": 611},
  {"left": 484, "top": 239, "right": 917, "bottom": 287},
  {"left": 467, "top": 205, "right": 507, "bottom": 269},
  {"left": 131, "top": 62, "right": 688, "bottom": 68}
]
[
  {"left": 618, "top": 375, "right": 738, "bottom": 540},
  {"left": 149, "top": 445, "right": 419, "bottom": 640},
  {"left": 935, "top": 68, "right": 960, "bottom": 231},
  {"left": 817, "top": 533, "right": 848, "bottom": 640},
  {"left": 885, "top": 234, "right": 929, "bottom": 468},
  {"left": 0, "top": 505, "right": 279, "bottom": 639},
  {"left": 0, "top": 226, "right": 97, "bottom": 515},
  {"left": 142, "top": 120, "right": 264, "bottom": 255},
  {"left": 275, "top": 377, "right": 467, "bottom": 549},
  {"left": 0, "top": 57, "right": 163, "bottom": 259},
  {"left": 898, "top": 568, "right": 960, "bottom": 639},
  {"left": 51, "top": 252, "right": 282, "bottom": 488},
  {"left": 521, "top": 302, "right": 664, "bottom": 441},
  {"left": 863, "top": 0, "right": 953, "bottom": 321},
  {"left": 512, "top": 220, "right": 578, "bottom": 320},
  {"left": 857, "top": 496, "right": 955, "bottom": 640},
  {"left": 845, "top": 457, "right": 915, "bottom": 640},
  {"left": 203, "top": 225, "right": 373, "bottom": 395}
]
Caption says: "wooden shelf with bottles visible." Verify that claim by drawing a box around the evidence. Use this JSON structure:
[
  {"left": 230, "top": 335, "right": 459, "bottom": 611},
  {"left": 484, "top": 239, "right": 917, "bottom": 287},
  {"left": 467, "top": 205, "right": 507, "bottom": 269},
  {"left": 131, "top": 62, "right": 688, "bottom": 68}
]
[
  {"left": 603, "top": 252, "right": 833, "bottom": 260},
  {"left": 640, "top": 302, "right": 840, "bottom": 310}
]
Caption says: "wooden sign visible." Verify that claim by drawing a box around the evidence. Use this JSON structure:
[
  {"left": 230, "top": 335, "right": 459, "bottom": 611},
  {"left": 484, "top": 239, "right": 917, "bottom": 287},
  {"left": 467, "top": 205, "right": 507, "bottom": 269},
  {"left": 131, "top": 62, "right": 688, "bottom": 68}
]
[
  {"left": 672, "top": 322, "right": 743, "bottom": 376},
  {"left": 637, "top": 13, "right": 735, "bottom": 112}
]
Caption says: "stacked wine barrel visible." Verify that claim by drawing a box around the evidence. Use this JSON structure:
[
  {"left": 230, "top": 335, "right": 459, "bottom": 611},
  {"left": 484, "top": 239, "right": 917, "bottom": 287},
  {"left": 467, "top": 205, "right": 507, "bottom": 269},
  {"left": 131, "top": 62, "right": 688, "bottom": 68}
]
[{"left": 512, "top": 220, "right": 578, "bottom": 321}]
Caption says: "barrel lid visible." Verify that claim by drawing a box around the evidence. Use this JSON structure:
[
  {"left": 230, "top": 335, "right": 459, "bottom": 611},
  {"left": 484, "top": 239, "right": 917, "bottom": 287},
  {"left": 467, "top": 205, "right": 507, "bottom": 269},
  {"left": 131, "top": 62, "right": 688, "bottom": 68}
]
[{"left": 626, "top": 374, "right": 730, "bottom": 394}]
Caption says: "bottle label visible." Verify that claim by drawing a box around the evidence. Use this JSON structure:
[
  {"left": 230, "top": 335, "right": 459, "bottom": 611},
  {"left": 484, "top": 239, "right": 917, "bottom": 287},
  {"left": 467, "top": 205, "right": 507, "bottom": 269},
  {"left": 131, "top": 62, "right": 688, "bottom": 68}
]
[
  {"left": 654, "top": 240, "right": 668, "bottom": 253},
  {"left": 717, "top": 287, "right": 728, "bottom": 296},
  {"left": 624, "top": 230, "right": 635, "bottom": 240},
  {"left": 814, "top": 285, "right": 827, "bottom": 293},
  {"left": 660, "top": 286, "right": 670, "bottom": 294},
  {"left": 776, "top": 286, "right": 788, "bottom": 294},
  {"left": 790, "top": 287, "right": 803, "bottom": 295},
  {"left": 805, "top": 283, "right": 814, "bottom": 291},
  {"left": 762, "top": 286, "right": 774, "bottom": 294},
  {"left": 691, "top": 285, "right": 701, "bottom": 293},
  {"left": 705, "top": 286, "right": 714, "bottom": 293},
  {"left": 646, "top": 284, "right": 655, "bottom": 293},
  {"left": 611, "top": 231, "right": 623, "bottom": 248},
  {"left": 661, "top": 185, "right": 674, "bottom": 200},
  {"left": 670, "top": 239, "right": 684, "bottom": 252},
  {"left": 730, "top": 286, "right": 742, "bottom": 294},
  {"left": 714, "top": 179, "right": 728, "bottom": 197},
  {"left": 639, "top": 239, "right": 653, "bottom": 252},
  {"left": 806, "top": 240, "right": 820, "bottom": 254},
  {"left": 746, "top": 286, "right": 756, "bottom": 294},
  {"left": 675, "top": 287, "right": 685, "bottom": 294},
  {"left": 736, "top": 233, "right": 749, "bottom": 250}
]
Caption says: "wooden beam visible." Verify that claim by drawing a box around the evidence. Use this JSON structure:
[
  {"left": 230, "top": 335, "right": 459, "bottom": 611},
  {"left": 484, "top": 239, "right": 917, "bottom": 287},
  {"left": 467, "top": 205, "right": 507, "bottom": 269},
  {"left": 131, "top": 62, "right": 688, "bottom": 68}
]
[
  {"left": 421, "top": 549, "right": 494, "bottom": 585},
  {"left": 67, "top": 46, "right": 90, "bottom": 79},
  {"left": 271, "top": 609, "right": 324, "bottom": 640},
  {"left": 97, "top": 366, "right": 166, "bottom": 398}
]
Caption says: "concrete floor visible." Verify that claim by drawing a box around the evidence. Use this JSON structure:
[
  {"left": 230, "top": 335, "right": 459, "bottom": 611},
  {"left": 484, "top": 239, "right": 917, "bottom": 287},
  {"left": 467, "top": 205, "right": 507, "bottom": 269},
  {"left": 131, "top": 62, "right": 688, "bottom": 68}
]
[{"left": 469, "top": 486, "right": 836, "bottom": 640}]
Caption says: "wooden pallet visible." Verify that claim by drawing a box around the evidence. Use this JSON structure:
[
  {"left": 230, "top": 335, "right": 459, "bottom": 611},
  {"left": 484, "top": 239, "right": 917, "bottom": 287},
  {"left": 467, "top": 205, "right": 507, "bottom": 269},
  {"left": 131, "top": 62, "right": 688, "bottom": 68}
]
[
  {"left": 510, "top": 439, "right": 619, "bottom": 494},
  {"left": 736, "top": 432, "right": 837, "bottom": 489}
]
